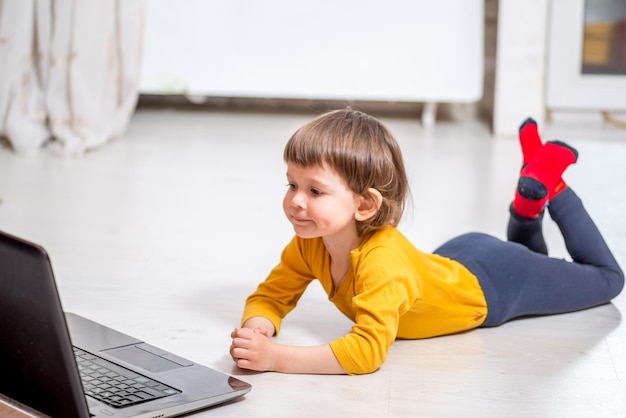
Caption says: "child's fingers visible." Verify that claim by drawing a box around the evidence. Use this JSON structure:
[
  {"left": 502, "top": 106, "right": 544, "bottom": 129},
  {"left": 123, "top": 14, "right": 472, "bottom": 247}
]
[{"left": 231, "top": 327, "right": 254, "bottom": 339}]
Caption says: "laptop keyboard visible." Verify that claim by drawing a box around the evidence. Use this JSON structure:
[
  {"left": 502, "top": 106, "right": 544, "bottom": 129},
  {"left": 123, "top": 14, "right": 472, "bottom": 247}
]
[{"left": 74, "top": 347, "right": 181, "bottom": 408}]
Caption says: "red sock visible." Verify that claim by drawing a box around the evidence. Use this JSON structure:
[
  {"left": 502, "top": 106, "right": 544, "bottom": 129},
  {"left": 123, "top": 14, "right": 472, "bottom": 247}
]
[
  {"left": 513, "top": 141, "right": 578, "bottom": 219},
  {"left": 519, "top": 118, "right": 568, "bottom": 200},
  {"left": 519, "top": 117, "right": 542, "bottom": 168}
]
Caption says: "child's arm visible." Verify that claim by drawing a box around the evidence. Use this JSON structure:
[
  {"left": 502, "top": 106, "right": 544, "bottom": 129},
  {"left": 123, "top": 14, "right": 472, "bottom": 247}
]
[{"left": 230, "top": 326, "right": 346, "bottom": 374}]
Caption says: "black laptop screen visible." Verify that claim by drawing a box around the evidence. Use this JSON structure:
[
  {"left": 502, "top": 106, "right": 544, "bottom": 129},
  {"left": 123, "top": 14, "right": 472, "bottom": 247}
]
[{"left": 0, "top": 231, "right": 90, "bottom": 418}]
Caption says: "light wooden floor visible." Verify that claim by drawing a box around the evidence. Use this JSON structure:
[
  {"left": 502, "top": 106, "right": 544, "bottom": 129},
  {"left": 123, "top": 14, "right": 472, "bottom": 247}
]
[{"left": 1, "top": 108, "right": 625, "bottom": 417}]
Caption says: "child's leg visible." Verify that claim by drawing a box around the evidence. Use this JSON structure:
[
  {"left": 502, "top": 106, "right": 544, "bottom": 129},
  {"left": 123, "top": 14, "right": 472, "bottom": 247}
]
[
  {"left": 507, "top": 135, "right": 578, "bottom": 254},
  {"left": 435, "top": 188, "right": 623, "bottom": 326},
  {"left": 506, "top": 118, "right": 549, "bottom": 254},
  {"left": 548, "top": 187, "right": 622, "bottom": 274},
  {"left": 506, "top": 205, "right": 548, "bottom": 255}
]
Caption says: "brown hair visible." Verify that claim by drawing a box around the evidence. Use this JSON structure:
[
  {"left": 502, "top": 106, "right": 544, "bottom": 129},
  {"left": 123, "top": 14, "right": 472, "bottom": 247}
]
[{"left": 283, "top": 109, "right": 410, "bottom": 236}]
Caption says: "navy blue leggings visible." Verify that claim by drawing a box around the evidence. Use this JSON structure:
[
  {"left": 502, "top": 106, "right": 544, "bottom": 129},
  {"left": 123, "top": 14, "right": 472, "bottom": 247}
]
[{"left": 433, "top": 188, "right": 624, "bottom": 327}]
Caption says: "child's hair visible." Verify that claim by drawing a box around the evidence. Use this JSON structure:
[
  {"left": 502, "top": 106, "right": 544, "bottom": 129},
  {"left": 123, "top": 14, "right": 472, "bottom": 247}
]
[{"left": 283, "top": 108, "right": 410, "bottom": 236}]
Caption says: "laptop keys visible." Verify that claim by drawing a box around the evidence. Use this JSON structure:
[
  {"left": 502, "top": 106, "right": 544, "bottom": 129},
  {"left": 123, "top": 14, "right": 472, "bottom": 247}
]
[{"left": 73, "top": 347, "right": 181, "bottom": 408}]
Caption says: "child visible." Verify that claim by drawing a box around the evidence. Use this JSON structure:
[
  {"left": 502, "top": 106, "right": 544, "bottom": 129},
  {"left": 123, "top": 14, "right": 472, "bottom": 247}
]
[{"left": 229, "top": 109, "right": 624, "bottom": 375}]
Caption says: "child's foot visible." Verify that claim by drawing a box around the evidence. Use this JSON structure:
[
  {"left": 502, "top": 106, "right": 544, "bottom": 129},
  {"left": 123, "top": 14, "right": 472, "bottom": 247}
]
[
  {"left": 518, "top": 117, "right": 567, "bottom": 198},
  {"left": 513, "top": 141, "right": 578, "bottom": 219},
  {"left": 519, "top": 117, "right": 542, "bottom": 168}
]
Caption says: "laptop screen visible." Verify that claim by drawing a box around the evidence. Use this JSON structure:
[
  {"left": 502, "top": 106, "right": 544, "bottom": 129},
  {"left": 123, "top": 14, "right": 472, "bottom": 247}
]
[{"left": 0, "top": 231, "right": 90, "bottom": 417}]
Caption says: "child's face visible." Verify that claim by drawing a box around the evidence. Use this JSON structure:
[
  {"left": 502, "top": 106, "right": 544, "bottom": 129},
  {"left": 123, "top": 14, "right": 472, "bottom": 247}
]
[{"left": 283, "top": 162, "right": 362, "bottom": 241}]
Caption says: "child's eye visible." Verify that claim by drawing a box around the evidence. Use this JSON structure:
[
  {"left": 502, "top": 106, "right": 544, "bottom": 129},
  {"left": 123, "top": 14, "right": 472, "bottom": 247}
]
[
  {"left": 286, "top": 183, "right": 296, "bottom": 190},
  {"left": 310, "top": 188, "right": 323, "bottom": 196}
]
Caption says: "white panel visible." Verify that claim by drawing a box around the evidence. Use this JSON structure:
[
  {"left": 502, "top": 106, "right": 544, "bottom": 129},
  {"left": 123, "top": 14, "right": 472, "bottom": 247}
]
[{"left": 139, "top": 0, "right": 484, "bottom": 103}]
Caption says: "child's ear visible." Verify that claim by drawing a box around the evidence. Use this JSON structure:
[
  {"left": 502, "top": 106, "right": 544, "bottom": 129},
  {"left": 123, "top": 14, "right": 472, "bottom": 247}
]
[{"left": 355, "top": 188, "right": 383, "bottom": 222}]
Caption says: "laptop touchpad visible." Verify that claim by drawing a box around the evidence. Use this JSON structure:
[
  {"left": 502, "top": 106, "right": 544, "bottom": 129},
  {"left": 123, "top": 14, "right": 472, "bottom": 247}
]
[{"left": 104, "top": 346, "right": 184, "bottom": 373}]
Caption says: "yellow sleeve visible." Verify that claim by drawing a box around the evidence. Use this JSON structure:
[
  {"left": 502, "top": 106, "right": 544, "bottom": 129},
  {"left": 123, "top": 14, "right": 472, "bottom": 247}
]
[
  {"left": 329, "top": 245, "right": 419, "bottom": 375},
  {"left": 241, "top": 236, "right": 317, "bottom": 335}
]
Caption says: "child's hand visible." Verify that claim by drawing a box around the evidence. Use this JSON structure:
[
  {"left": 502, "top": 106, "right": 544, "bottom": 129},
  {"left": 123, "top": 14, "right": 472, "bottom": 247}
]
[{"left": 230, "top": 327, "right": 276, "bottom": 372}]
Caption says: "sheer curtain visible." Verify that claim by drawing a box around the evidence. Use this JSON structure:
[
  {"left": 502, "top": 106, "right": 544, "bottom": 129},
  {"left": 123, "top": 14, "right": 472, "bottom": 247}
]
[{"left": 0, "top": 0, "right": 146, "bottom": 156}]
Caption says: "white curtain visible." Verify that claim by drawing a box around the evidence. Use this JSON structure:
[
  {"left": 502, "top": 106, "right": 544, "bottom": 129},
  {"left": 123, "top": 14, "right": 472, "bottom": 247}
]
[{"left": 0, "top": 0, "right": 146, "bottom": 156}]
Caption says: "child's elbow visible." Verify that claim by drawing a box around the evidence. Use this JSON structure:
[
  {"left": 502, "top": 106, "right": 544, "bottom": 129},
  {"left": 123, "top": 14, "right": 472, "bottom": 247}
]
[
  {"left": 331, "top": 335, "right": 390, "bottom": 375},
  {"left": 342, "top": 353, "right": 386, "bottom": 375}
]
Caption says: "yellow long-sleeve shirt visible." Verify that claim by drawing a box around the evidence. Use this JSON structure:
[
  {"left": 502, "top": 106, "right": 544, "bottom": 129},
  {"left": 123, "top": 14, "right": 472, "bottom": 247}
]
[{"left": 241, "top": 226, "right": 488, "bottom": 375}]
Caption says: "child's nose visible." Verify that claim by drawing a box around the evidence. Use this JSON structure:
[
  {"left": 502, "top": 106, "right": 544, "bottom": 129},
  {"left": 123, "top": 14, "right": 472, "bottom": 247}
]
[{"left": 291, "top": 192, "right": 306, "bottom": 208}]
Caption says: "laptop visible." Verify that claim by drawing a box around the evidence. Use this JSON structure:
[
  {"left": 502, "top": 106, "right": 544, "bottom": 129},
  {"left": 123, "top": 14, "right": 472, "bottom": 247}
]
[{"left": 0, "top": 229, "right": 251, "bottom": 418}]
